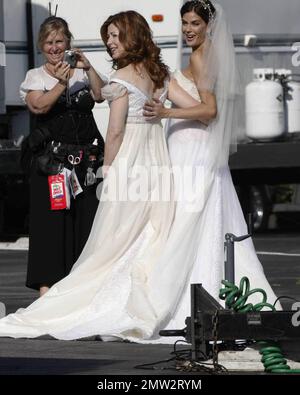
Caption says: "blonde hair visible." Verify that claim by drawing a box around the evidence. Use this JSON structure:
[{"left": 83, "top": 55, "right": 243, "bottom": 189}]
[{"left": 37, "top": 16, "right": 73, "bottom": 50}]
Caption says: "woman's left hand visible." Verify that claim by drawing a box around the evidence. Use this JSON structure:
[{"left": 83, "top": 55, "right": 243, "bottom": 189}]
[
  {"left": 72, "top": 48, "right": 91, "bottom": 71},
  {"left": 143, "top": 98, "right": 167, "bottom": 120}
]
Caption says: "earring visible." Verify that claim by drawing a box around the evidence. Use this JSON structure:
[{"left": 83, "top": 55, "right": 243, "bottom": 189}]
[{"left": 206, "top": 30, "right": 213, "bottom": 39}]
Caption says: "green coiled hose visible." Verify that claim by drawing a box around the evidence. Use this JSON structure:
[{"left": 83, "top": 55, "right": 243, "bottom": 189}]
[{"left": 219, "top": 277, "right": 300, "bottom": 374}]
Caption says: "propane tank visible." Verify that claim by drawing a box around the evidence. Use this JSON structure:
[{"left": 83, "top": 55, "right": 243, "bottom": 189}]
[
  {"left": 281, "top": 69, "right": 300, "bottom": 135},
  {"left": 287, "top": 80, "right": 300, "bottom": 134},
  {"left": 275, "top": 68, "right": 300, "bottom": 135},
  {"left": 246, "top": 68, "right": 285, "bottom": 141},
  {"left": 286, "top": 79, "right": 300, "bottom": 134}
]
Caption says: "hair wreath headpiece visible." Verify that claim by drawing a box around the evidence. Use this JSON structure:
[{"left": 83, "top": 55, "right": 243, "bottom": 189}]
[{"left": 191, "top": 0, "right": 216, "bottom": 22}]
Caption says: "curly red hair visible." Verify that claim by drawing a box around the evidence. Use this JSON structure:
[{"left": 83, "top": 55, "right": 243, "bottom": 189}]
[{"left": 100, "top": 10, "right": 169, "bottom": 90}]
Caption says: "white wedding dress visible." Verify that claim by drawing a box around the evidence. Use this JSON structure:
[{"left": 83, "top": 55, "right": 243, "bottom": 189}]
[
  {"left": 147, "top": 70, "right": 280, "bottom": 338},
  {"left": 0, "top": 73, "right": 280, "bottom": 343},
  {"left": 0, "top": 78, "right": 176, "bottom": 341}
]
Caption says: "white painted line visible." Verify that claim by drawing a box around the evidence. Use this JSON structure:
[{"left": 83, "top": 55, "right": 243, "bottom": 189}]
[{"left": 217, "top": 347, "right": 300, "bottom": 371}]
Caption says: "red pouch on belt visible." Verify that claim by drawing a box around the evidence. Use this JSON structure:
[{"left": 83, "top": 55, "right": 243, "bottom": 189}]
[{"left": 48, "top": 173, "right": 67, "bottom": 210}]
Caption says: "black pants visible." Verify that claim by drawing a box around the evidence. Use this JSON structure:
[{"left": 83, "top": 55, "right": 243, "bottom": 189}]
[{"left": 26, "top": 161, "right": 99, "bottom": 290}]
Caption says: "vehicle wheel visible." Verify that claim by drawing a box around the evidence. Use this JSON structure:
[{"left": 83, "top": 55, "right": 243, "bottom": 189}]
[{"left": 249, "top": 185, "right": 271, "bottom": 232}]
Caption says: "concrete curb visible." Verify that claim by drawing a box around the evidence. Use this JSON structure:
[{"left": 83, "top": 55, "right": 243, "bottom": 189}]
[{"left": 0, "top": 237, "right": 29, "bottom": 250}]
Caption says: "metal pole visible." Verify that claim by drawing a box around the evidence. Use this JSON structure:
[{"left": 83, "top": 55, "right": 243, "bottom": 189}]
[
  {"left": 224, "top": 234, "right": 235, "bottom": 284},
  {"left": 26, "top": 0, "right": 34, "bottom": 69},
  {"left": 0, "top": 302, "right": 5, "bottom": 318},
  {"left": 176, "top": 0, "right": 184, "bottom": 70}
]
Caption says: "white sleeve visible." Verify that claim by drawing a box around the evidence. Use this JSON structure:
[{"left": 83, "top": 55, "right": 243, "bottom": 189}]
[
  {"left": 101, "top": 82, "right": 128, "bottom": 103},
  {"left": 19, "top": 69, "right": 44, "bottom": 103}
]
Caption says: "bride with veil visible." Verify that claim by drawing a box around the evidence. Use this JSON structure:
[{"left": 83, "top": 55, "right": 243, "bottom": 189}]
[{"left": 144, "top": 0, "right": 280, "bottom": 334}]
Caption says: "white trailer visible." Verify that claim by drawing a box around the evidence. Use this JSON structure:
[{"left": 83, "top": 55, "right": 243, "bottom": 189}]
[{"left": 1, "top": 0, "right": 183, "bottom": 139}]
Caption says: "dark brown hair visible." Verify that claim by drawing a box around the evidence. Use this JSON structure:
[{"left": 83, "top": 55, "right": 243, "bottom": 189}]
[
  {"left": 100, "top": 10, "right": 169, "bottom": 89},
  {"left": 180, "top": 0, "right": 216, "bottom": 24},
  {"left": 38, "top": 16, "right": 73, "bottom": 50}
]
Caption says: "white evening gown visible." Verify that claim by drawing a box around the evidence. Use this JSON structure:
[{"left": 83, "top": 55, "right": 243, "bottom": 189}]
[
  {"left": 0, "top": 78, "right": 176, "bottom": 341},
  {"left": 146, "top": 70, "right": 281, "bottom": 338}
]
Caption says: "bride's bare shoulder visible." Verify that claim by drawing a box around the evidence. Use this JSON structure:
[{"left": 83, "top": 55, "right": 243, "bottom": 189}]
[
  {"left": 190, "top": 51, "right": 204, "bottom": 71},
  {"left": 112, "top": 64, "right": 135, "bottom": 81}
]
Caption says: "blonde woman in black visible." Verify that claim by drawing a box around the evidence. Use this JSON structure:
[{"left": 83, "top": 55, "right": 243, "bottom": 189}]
[{"left": 20, "top": 16, "right": 105, "bottom": 296}]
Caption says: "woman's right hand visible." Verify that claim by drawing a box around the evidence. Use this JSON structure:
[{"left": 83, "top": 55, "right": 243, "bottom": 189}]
[
  {"left": 143, "top": 98, "right": 169, "bottom": 120},
  {"left": 53, "top": 61, "right": 70, "bottom": 86}
]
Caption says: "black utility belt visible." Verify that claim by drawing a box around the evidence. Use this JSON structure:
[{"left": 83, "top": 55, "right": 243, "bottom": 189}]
[
  {"left": 36, "top": 140, "right": 103, "bottom": 176},
  {"left": 46, "top": 140, "right": 101, "bottom": 159}
]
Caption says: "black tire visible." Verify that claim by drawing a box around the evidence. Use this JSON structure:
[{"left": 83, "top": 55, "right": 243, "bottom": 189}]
[
  {"left": 249, "top": 185, "right": 271, "bottom": 232},
  {"left": 236, "top": 184, "right": 271, "bottom": 232}
]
